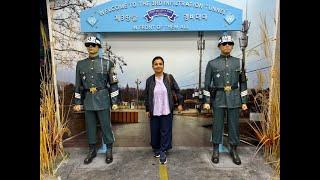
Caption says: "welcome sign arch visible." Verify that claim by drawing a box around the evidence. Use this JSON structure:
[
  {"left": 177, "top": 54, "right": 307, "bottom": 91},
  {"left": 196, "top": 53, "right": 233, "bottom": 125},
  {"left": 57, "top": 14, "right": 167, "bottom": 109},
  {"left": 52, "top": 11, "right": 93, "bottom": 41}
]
[{"left": 80, "top": 0, "right": 243, "bottom": 32}]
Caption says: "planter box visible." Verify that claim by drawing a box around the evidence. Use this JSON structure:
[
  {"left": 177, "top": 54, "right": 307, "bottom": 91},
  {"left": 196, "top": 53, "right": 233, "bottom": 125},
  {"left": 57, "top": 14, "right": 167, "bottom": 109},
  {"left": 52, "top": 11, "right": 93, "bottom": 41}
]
[{"left": 111, "top": 111, "right": 138, "bottom": 123}]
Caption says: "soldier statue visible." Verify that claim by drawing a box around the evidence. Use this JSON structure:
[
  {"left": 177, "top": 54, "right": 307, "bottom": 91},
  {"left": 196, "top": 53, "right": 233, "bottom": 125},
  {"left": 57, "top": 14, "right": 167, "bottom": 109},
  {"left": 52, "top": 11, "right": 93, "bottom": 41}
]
[
  {"left": 73, "top": 36, "right": 119, "bottom": 164},
  {"left": 203, "top": 35, "right": 248, "bottom": 165}
]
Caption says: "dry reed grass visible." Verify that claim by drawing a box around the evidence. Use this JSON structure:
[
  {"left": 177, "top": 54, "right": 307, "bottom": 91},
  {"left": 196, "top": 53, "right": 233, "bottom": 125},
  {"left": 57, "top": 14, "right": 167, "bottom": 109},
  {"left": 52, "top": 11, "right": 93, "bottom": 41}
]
[
  {"left": 248, "top": 13, "right": 280, "bottom": 178},
  {"left": 40, "top": 20, "right": 70, "bottom": 180}
]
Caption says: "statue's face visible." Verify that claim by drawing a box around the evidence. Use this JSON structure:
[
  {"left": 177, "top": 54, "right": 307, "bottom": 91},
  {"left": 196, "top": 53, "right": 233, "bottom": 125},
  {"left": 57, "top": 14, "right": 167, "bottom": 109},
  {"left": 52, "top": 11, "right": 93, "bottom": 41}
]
[
  {"left": 86, "top": 43, "right": 99, "bottom": 55},
  {"left": 219, "top": 42, "right": 234, "bottom": 55}
]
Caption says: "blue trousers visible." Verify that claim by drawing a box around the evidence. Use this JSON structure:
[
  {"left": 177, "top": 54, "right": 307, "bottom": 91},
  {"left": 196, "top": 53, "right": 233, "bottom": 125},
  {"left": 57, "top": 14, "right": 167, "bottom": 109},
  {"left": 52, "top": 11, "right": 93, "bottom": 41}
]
[{"left": 150, "top": 113, "right": 173, "bottom": 152}]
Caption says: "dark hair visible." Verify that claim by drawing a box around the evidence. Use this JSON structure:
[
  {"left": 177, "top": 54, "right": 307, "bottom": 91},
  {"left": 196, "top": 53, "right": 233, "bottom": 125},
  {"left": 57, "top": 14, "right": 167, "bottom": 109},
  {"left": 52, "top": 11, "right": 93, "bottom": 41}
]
[{"left": 152, "top": 56, "right": 164, "bottom": 65}]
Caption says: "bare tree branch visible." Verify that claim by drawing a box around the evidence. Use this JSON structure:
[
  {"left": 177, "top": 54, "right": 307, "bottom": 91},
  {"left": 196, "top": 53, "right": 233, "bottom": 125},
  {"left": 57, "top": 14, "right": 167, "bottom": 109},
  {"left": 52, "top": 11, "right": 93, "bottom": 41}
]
[
  {"left": 53, "top": 17, "right": 72, "bottom": 21},
  {"left": 52, "top": 3, "right": 84, "bottom": 11},
  {"left": 53, "top": 29, "right": 81, "bottom": 41},
  {"left": 50, "top": 0, "right": 127, "bottom": 72},
  {"left": 54, "top": 48, "right": 87, "bottom": 54},
  {"left": 53, "top": 21, "right": 81, "bottom": 34}
]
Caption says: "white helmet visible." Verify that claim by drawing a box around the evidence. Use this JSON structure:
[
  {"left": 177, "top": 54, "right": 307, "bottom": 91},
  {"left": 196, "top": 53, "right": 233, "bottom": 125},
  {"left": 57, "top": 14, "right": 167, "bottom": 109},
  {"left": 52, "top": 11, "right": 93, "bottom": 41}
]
[
  {"left": 218, "top": 35, "right": 234, "bottom": 47},
  {"left": 84, "top": 36, "right": 102, "bottom": 48}
]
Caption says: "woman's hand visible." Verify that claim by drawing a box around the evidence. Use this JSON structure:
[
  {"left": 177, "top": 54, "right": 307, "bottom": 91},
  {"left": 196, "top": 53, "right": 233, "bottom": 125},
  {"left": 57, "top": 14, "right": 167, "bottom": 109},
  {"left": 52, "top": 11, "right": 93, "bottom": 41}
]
[{"left": 178, "top": 105, "right": 183, "bottom": 112}]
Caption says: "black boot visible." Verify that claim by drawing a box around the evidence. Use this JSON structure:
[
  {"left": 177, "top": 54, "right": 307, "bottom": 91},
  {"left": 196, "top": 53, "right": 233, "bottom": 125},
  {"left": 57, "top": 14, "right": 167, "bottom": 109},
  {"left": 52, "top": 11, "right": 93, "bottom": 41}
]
[
  {"left": 106, "top": 143, "right": 113, "bottom": 164},
  {"left": 211, "top": 144, "right": 219, "bottom": 164},
  {"left": 84, "top": 144, "right": 97, "bottom": 164},
  {"left": 230, "top": 145, "right": 241, "bottom": 165}
]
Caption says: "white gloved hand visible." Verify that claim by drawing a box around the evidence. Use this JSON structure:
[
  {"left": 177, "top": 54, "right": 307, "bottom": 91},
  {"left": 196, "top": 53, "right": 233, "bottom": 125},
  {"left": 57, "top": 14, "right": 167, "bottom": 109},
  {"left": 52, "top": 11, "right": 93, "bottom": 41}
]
[
  {"left": 73, "top": 105, "right": 81, "bottom": 112},
  {"left": 203, "top": 103, "right": 211, "bottom": 110},
  {"left": 242, "top": 104, "right": 248, "bottom": 111},
  {"left": 112, "top": 104, "right": 118, "bottom": 110}
]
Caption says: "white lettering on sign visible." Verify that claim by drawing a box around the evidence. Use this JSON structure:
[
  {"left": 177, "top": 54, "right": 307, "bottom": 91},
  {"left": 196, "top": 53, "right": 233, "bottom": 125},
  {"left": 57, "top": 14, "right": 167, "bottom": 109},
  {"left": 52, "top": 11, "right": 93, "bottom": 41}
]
[
  {"left": 133, "top": 24, "right": 162, "bottom": 30},
  {"left": 152, "top": 1, "right": 162, "bottom": 6},
  {"left": 99, "top": 3, "right": 128, "bottom": 16},
  {"left": 142, "top": 1, "right": 150, "bottom": 6},
  {"left": 97, "top": 1, "right": 225, "bottom": 16},
  {"left": 207, "top": 5, "right": 225, "bottom": 15},
  {"left": 129, "top": 2, "right": 137, "bottom": 8},
  {"left": 114, "top": 15, "right": 138, "bottom": 22},
  {"left": 132, "top": 24, "right": 188, "bottom": 31},
  {"left": 184, "top": 14, "right": 207, "bottom": 21}
]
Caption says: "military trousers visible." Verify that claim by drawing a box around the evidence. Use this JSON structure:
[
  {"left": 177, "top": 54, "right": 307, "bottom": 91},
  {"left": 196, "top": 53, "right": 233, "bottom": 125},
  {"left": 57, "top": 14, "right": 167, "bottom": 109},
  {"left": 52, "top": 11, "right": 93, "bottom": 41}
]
[
  {"left": 85, "top": 109, "right": 115, "bottom": 145},
  {"left": 212, "top": 107, "right": 240, "bottom": 146}
]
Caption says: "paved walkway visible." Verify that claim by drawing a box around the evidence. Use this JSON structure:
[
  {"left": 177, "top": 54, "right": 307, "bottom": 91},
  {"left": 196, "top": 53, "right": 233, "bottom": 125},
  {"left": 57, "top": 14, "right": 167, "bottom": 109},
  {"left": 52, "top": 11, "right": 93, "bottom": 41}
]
[
  {"left": 56, "top": 146, "right": 276, "bottom": 180},
  {"left": 54, "top": 110, "right": 277, "bottom": 179}
]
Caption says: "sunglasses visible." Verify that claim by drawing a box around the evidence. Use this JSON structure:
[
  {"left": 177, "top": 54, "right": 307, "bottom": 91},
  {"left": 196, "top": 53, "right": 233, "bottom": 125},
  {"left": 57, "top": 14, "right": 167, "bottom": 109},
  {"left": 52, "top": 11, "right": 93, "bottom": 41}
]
[
  {"left": 221, "top": 42, "right": 234, "bottom": 46},
  {"left": 85, "top": 43, "right": 98, "bottom": 47}
]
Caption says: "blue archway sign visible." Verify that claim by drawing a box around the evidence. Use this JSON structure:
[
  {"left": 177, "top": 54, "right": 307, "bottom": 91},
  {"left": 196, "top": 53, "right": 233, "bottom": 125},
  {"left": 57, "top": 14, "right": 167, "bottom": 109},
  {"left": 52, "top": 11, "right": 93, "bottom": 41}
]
[{"left": 80, "top": 0, "right": 242, "bottom": 32}]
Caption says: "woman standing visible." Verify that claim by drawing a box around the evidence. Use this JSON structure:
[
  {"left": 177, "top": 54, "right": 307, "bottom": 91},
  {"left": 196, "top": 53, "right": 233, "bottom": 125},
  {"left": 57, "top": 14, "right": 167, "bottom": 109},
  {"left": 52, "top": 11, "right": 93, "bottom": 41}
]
[{"left": 144, "top": 56, "right": 183, "bottom": 164}]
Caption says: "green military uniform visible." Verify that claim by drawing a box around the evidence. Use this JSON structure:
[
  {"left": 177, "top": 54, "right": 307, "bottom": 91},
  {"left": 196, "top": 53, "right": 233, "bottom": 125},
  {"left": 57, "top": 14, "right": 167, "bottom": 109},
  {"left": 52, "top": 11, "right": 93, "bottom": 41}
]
[
  {"left": 74, "top": 55, "right": 119, "bottom": 145},
  {"left": 203, "top": 54, "right": 248, "bottom": 146}
]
